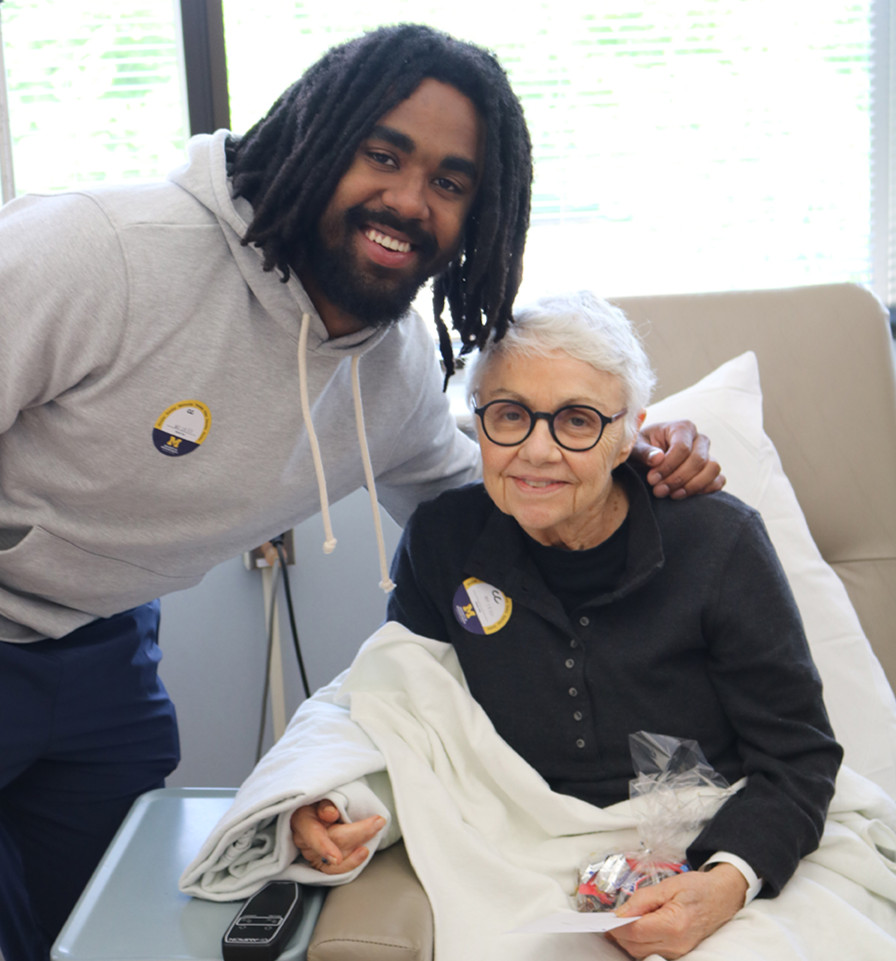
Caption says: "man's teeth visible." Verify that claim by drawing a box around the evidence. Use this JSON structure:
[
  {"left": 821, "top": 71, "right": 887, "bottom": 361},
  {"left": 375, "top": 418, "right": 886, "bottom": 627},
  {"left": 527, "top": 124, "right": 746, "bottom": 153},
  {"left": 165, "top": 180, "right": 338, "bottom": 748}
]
[{"left": 365, "top": 228, "right": 411, "bottom": 253}]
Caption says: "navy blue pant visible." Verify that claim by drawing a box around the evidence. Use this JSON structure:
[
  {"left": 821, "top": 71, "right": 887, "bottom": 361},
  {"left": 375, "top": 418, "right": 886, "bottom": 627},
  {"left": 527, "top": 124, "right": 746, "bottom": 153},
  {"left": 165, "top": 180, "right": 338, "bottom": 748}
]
[{"left": 0, "top": 601, "right": 180, "bottom": 961}]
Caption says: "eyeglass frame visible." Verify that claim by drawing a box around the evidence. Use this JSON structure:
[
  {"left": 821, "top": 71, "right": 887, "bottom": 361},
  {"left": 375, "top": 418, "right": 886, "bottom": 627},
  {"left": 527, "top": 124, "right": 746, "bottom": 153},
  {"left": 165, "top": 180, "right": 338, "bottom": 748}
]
[{"left": 472, "top": 399, "right": 629, "bottom": 452}]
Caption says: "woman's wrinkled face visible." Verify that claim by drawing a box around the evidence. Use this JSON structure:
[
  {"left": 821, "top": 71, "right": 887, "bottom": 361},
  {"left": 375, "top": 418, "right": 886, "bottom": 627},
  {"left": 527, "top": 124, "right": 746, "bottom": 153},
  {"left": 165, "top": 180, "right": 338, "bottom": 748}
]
[{"left": 475, "top": 349, "right": 640, "bottom": 549}]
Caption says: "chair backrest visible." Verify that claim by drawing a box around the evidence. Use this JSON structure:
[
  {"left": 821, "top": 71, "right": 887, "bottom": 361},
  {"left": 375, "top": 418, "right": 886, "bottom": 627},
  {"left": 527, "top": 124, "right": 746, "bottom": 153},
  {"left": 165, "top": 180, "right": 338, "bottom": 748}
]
[{"left": 613, "top": 283, "right": 896, "bottom": 691}]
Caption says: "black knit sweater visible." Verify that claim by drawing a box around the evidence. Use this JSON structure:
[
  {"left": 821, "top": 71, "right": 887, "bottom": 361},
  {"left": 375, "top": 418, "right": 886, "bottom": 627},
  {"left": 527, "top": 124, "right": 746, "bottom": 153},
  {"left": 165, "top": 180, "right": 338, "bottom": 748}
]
[{"left": 386, "top": 465, "right": 842, "bottom": 896}]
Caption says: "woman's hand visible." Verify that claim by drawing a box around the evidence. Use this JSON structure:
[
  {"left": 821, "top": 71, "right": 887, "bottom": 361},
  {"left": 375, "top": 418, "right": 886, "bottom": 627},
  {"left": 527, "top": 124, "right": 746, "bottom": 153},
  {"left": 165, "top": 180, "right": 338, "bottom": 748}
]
[
  {"left": 289, "top": 799, "right": 385, "bottom": 876},
  {"left": 607, "top": 864, "right": 748, "bottom": 959},
  {"left": 631, "top": 420, "right": 725, "bottom": 499}
]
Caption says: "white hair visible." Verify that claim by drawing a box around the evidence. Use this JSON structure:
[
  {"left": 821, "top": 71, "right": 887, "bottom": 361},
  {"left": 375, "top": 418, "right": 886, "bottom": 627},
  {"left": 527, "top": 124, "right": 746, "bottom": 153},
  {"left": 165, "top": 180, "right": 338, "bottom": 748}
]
[{"left": 465, "top": 290, "right": 656, "bottom": 437}]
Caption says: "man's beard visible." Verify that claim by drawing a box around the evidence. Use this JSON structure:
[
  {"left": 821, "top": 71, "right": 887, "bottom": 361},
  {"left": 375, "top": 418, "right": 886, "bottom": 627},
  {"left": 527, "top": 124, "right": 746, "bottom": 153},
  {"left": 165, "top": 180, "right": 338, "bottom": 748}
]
[{"left": 305, "top": 204, "right": 447, "bottom": 329}]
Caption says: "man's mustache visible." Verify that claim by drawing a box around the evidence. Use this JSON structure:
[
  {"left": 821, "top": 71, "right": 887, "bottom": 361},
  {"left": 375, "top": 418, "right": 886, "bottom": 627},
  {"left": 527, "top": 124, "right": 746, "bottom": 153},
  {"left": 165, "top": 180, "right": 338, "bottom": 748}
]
[{"left": 345, "top": 206, "right": 439, "bottom": 262}]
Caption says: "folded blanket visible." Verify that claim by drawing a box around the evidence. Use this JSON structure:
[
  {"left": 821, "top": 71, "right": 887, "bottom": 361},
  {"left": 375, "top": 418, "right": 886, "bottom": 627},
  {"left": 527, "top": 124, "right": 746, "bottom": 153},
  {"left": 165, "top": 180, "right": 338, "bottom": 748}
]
[
  {"left": 181, "top": 622, "right": 896, "bottom": 960},
  {"left": 178, "top": 670, "right": 393, "bottom": 897}
]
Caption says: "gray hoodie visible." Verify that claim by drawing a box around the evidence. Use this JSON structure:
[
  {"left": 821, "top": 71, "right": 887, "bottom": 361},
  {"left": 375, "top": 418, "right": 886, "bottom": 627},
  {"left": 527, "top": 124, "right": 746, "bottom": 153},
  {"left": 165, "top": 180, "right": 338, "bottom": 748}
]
[{"left": 0, "top": 131, "right": 480, "bottom": 642}]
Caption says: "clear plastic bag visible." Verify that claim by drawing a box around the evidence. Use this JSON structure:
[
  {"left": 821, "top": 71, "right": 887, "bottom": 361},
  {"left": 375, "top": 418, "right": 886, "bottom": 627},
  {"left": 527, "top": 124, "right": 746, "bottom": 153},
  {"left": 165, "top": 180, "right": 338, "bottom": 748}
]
[{"left": 576, "top": 732, "right": 733, "bottom": 912}]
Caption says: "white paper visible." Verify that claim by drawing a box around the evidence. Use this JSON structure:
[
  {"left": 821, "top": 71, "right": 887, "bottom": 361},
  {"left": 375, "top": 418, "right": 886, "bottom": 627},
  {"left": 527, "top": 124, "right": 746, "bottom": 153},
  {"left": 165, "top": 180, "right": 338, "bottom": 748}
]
[{"left": 511, "top": 910, "right": 641, "bottom": 934}]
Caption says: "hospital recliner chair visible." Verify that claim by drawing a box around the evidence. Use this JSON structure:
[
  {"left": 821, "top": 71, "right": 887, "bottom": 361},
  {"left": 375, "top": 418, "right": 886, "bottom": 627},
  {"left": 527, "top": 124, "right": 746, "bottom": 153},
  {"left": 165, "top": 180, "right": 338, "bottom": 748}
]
[
  {"left": 306, "top": 281, "right": 896, "bottom": 960},
  {"left": 52, "top": 283, "right": 896, "bottom": 961}
]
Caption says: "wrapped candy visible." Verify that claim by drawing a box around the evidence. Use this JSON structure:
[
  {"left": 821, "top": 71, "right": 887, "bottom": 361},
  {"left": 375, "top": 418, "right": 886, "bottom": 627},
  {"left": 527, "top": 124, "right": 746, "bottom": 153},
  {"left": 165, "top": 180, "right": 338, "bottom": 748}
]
[
  {"left": 576, "top": 732, "right": 733, "bottom": 912},
  {"left": 577, "top": 851, "right": 689, "bottom": 911}
]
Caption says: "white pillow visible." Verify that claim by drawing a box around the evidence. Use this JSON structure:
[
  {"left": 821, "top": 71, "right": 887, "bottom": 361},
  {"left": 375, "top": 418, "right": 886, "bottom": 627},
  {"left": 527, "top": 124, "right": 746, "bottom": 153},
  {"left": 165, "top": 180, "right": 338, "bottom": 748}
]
[{"left": 645, "top": 351, "right": 896, "bottom": 798}]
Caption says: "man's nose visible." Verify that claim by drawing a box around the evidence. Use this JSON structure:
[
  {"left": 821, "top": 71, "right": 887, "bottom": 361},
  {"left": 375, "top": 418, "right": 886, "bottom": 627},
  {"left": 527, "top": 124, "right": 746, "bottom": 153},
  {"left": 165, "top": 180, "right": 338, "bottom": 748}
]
[{"left": 382, "top": 171, "right": 429, "bottom": 221}]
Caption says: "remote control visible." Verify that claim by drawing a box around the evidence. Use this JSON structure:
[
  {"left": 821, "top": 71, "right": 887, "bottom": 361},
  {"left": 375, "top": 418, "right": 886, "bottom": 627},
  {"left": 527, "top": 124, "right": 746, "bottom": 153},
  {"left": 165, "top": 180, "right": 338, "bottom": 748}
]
[{"left": 222, "top": 880, "right": 305, "bottom": 961}]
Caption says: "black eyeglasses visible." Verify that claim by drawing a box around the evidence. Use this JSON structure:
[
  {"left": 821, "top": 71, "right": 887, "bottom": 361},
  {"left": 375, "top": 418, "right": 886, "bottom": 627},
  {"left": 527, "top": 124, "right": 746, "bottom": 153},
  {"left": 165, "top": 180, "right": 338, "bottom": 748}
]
[{"left": 473, "top": 400, "right": 628, "bottom": 452}]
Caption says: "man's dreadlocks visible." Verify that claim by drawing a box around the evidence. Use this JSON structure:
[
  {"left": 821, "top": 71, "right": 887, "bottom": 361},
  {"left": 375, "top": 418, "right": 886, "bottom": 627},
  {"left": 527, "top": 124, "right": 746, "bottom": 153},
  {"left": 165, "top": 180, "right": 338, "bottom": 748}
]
[{"left": 226, "top": 23, "right": 532, "bottom": 379}]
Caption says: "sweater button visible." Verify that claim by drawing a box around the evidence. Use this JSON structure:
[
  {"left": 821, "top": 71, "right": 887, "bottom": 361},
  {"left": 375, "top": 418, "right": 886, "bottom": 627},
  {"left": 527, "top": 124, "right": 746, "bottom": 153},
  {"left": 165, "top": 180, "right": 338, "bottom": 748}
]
[
  {"left": 576, "top": 738, "right": 586, "bottom": 749},
  {"left": 573, "top": 711, "right": 583, "bottom": 721},
  {"left": 565, "top": 658, "right": 575, "bottom": 669},
  {"left": 568, "top": 687, "right": 578, "bottom": 698},
  {"left": 579, "top": 615, "right": 590, "bottom": 627}
]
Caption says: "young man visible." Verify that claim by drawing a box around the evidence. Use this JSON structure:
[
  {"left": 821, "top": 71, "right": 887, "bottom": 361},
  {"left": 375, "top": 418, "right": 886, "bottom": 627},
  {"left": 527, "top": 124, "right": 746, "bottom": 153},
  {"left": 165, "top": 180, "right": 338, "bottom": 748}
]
[{"left": 0, "top": 24, "right": 721, "bottom": 961}]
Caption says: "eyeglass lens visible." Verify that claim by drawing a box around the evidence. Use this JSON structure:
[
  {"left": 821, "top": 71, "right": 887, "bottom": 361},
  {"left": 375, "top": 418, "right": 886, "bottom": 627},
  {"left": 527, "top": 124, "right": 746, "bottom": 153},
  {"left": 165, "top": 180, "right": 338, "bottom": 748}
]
[{"left": 480, "top": 401, "right": 606, "bottom": 450}]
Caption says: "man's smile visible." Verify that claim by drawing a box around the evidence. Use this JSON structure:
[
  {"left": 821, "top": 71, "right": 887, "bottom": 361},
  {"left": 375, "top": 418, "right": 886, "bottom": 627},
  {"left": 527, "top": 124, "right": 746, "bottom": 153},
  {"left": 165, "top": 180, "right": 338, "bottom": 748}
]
[
  {"left": 349, "top": 208, "right": 442, "bottom": 275},
  {"left": 349, "top": 205, "right": 438, "bottom": 261},
  {"left": 363, "top": 226, "right": 412, "bottom": 254}
]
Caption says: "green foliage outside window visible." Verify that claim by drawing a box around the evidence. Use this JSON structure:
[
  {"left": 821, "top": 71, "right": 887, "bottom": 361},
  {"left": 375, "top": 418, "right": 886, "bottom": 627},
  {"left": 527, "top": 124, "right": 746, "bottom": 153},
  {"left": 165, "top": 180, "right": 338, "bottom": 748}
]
[{"left": 1, "top": 0, "right": 187, "bottom": 193}]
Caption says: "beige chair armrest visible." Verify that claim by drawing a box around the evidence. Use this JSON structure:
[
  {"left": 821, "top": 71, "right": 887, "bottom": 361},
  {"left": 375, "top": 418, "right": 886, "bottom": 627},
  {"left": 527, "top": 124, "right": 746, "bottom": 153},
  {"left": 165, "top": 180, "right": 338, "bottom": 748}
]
[{"left": 308, "top": 842, "right": 433, "bottom": 961}]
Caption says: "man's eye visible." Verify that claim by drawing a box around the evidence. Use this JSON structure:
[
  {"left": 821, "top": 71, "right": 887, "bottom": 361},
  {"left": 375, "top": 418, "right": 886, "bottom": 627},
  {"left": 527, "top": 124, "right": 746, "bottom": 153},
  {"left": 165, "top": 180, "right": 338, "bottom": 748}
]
[
  {"left": 368, "top": 150, "right": 397, "bottom": 167},
  {"left": 434, "top": 176, "right": 462, "bottom": 194}
]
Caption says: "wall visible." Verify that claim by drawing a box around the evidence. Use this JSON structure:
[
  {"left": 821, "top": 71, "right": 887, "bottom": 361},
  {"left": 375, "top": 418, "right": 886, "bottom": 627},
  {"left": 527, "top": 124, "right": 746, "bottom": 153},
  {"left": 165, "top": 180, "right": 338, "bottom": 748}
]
[{"left": 160, "top": 489, "right": 401, "bottom": 789}]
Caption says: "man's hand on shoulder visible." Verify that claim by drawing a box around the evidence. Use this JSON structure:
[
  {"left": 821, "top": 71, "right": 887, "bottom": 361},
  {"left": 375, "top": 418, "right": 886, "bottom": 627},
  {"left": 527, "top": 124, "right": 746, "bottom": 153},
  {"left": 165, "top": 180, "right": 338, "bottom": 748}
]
[{"left": 631, "top": 420, "right": 725, "bottom": 499}]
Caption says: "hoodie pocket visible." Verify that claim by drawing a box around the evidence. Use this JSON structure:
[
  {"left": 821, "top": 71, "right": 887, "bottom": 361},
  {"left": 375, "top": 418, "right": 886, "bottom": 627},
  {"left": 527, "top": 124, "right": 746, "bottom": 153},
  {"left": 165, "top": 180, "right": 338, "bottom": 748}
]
[{"left": 0, "top": 525, "right": 203, "bottom": 617}]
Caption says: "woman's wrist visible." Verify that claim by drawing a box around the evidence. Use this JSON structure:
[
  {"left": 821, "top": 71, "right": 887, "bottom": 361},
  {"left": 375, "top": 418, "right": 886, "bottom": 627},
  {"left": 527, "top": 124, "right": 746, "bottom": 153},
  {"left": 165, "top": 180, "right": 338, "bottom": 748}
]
[{"left": 700, "top": 854, "right": 761, "bottom": 907}]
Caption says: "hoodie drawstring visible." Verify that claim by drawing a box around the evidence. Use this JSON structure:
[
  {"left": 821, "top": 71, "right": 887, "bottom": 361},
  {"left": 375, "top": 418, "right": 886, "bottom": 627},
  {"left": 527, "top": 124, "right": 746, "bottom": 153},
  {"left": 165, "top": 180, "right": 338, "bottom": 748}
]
[
  {"left": 297, "top": 312, "right": 395, "bottom": 593},
  {"left": 350, "top": 353, "right": 396, "bottom": 593},
  {"left": 298, "top": 313, "right": 337, "bottom": 554}
]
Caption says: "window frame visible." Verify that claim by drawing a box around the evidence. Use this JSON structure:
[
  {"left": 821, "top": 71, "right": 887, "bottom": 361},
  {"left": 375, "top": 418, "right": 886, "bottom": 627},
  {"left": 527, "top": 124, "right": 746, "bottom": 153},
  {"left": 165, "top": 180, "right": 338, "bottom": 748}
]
[{"left": 180, "top": 0, "right": 229, "bottom": 135}]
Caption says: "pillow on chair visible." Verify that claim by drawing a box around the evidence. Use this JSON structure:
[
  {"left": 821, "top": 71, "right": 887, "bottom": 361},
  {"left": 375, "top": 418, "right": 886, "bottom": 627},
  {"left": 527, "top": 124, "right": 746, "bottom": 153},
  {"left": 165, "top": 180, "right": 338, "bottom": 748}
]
[{"left": 645, "top": 351, "right": 896, "bottom": 797}]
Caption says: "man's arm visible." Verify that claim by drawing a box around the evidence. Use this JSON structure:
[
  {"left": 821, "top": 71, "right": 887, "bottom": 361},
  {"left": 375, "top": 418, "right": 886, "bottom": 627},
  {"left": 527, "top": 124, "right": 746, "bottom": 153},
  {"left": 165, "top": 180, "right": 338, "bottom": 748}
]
[{"left": 0, "top": 193, "right": 127, "bottom": 431}]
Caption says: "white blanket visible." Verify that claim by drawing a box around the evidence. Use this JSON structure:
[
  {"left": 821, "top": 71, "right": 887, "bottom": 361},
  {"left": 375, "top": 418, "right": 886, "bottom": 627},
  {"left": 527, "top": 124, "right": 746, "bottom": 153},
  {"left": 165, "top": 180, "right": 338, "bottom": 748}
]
[{"left": 181, "top": 623, "right": 896, "bottom": 960}]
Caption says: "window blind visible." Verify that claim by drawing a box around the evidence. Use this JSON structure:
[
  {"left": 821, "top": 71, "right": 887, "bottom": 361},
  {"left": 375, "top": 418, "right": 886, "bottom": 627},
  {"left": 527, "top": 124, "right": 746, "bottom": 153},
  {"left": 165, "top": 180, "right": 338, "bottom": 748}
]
[
  {"left": 0, "top": 0, "right": 187, "bottom": 194},
  {"left": 0, "top": 1, "right": 888, "bottom": 305},
  {"left": 221, "top": 0, "right": 889, "bottom": 305}
]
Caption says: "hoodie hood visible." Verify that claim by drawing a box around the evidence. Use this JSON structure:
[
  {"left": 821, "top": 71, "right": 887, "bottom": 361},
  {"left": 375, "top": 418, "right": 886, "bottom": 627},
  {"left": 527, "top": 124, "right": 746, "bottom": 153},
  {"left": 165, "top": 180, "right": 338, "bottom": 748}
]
[
  {"left": 168, "top": 130, "right": 393, "bottom": 360},
  {"left": 170, "top": 130, "right": 397, "bottom": 591}
]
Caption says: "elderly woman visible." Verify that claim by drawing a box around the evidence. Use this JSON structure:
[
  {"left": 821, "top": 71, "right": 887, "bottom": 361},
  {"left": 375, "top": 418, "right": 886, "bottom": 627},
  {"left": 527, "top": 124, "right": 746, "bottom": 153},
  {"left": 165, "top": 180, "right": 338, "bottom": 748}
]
[{"left": 291, "top": 291, "right": 843, "bottom": 958}]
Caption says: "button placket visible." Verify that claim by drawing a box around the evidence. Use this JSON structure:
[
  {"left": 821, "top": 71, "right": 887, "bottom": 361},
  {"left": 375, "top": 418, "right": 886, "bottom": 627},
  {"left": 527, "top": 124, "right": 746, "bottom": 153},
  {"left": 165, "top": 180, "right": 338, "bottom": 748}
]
[
  {"left": 554, "top": 618, "right": 591, "bottom": 753},
  {"left": 567, "top": 636, "right": 584, "bottom": 741},
  {"left": 567, "top": 624, "right": 590, "bottom": 749}
]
